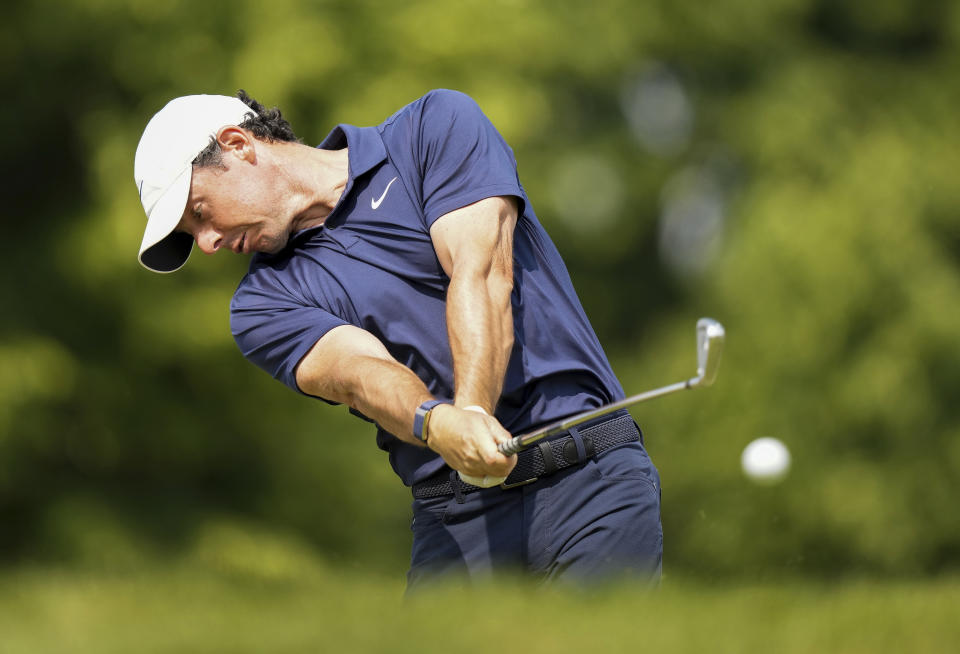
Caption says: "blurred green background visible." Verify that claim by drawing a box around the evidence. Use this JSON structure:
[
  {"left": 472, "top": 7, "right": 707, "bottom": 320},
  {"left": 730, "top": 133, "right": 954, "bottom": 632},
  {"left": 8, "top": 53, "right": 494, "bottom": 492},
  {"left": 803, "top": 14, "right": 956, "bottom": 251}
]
[{"left": 2, "top": 0, "right": 960, "bottom": 649}]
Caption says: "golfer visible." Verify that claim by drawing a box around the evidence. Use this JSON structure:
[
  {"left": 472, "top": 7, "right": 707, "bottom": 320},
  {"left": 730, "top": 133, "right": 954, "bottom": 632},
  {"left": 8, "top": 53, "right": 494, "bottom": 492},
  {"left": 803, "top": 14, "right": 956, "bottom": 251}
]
[{"left": 134, "top": 89, "right": 661, "bottom": 588}]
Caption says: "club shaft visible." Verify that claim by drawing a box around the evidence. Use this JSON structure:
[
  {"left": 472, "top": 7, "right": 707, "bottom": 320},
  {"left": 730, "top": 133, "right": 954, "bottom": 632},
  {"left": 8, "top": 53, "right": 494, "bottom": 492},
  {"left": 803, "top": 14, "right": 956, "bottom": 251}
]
[{"left": 499, "top": 377, "right": 697, "bottom": 456}]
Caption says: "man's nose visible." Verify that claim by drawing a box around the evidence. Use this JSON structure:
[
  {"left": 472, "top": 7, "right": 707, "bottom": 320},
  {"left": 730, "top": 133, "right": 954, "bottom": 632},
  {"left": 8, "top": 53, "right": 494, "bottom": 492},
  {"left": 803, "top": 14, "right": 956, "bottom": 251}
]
[{"left": 196, "top": 227, "right": 223, "bottom": 255}]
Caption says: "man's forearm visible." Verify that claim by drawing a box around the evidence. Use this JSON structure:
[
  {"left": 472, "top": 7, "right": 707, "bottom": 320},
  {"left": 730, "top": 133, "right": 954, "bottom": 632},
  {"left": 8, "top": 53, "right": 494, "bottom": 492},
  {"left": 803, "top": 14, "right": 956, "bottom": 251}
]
[
  {"left": 295, "top": 328, "right": 433, "bottom": 445},
  {"left": 325, "top": 352, "right": 514, "bottom": 477},
  {"left": 295, "top": 324, "right": 515, "bottom": 478},
  {"left": 331, "top": 356, "right": 435, "bottom": 443},
  {"left": 446, "top": 266, "right": 514, "bottom": 412},
  {"left": 431, "top": 196, "right": 518, "bottom": 414}
]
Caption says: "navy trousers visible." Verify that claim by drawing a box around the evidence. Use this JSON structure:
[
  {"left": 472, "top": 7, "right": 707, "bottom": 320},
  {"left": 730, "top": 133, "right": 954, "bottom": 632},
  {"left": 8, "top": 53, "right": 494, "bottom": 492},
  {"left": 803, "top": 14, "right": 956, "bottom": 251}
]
[{"left": 407, "top": 441, "right": 662, "bottom": 590}]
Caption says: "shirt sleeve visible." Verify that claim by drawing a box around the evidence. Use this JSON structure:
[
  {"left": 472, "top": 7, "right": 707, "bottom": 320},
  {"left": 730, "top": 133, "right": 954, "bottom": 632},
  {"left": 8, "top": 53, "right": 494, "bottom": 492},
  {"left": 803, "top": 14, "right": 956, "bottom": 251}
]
[
  {"left": 230, "top": 269, "right": 348, "bottom": 398},
  {"left": 417, "top": 90, "right": 525, "bottom": 228}
]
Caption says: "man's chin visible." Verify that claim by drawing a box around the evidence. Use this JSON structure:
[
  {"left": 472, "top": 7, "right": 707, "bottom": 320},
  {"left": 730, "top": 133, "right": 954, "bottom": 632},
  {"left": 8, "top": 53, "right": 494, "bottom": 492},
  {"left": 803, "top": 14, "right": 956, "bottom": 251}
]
[{"left": 252, "top": 235, "right": 287, "bottom": 255}]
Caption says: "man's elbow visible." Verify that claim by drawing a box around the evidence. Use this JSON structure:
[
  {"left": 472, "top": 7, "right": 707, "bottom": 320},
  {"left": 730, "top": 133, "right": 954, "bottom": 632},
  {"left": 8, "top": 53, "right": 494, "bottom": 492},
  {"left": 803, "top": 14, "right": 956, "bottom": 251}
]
[{"left": 296, "top": 359, "right": 355, "bottom": 407}]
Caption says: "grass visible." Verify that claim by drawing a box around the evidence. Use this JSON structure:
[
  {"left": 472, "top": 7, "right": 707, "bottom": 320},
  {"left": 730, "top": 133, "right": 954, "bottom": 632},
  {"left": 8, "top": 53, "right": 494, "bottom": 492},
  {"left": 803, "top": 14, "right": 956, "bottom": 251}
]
[{"left": 1, "top": 564, "right": 958, "bottom": 654}]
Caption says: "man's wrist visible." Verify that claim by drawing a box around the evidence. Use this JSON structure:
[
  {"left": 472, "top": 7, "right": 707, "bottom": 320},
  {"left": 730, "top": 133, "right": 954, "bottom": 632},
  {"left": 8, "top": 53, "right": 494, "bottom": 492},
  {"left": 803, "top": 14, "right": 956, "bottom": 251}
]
[{"left": 413, "top": 399, "right": 445, "bottom": 444}]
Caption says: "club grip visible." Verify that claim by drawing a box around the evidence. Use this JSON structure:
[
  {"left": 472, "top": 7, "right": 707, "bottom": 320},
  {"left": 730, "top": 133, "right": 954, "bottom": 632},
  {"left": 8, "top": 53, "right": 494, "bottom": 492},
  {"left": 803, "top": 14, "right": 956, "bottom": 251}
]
[{"left": 498, "top": 437, "right": 522, "bottom": 456}]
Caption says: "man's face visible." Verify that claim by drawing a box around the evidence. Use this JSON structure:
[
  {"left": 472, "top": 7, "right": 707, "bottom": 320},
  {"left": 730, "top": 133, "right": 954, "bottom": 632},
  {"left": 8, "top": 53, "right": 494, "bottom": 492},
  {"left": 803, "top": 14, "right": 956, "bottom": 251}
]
[{"left": 176, "top": 131, "right": 292, "bottom": 257}]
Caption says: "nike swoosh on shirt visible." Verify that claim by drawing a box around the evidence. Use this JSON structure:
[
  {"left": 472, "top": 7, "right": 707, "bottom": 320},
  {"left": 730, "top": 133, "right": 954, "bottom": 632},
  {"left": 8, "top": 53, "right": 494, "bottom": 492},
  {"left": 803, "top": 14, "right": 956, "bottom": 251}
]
[{"left": 371, "top": 177, "right": 398, "bottom": 210}]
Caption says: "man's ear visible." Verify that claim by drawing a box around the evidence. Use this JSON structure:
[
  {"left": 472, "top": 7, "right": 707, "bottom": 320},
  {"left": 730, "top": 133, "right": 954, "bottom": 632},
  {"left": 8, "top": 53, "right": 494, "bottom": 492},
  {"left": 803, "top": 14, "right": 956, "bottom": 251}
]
[{"left": 216, "top": 126, "right": 256, "bottom": 163}]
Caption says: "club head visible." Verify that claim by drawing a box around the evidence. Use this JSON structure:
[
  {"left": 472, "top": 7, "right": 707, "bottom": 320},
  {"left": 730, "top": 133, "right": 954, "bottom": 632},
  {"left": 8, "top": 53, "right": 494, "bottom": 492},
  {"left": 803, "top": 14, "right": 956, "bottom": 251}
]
[{"left": 692, "top": 318, "right": 725, "bottom": 387}]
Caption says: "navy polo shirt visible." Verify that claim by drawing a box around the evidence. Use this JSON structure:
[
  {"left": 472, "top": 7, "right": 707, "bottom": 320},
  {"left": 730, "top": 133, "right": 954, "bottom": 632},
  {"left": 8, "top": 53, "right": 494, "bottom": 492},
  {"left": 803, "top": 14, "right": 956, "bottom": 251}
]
[{"left": 231, "top": 89, "right": 624, "bottom": 486}]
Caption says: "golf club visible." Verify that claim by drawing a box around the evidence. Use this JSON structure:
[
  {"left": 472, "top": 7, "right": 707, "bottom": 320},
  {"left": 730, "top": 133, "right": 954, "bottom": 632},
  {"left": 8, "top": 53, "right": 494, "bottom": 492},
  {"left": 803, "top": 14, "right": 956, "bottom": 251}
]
[{"left": 498, "top": 317, "right": 725, "bottom": 456}]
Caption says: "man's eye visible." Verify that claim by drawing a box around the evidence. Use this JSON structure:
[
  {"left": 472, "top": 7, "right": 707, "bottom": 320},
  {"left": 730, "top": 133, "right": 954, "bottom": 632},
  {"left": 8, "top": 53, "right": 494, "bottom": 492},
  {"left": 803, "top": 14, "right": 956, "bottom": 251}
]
[{"left": 194, "top": 206, "right": 203, "bottom": 221}]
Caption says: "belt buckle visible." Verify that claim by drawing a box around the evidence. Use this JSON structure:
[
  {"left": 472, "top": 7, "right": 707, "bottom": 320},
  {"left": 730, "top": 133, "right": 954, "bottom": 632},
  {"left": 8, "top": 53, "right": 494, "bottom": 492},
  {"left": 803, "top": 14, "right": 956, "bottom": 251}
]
[{"left": 500, "top": 476, "right": 538, "bottom": 490}]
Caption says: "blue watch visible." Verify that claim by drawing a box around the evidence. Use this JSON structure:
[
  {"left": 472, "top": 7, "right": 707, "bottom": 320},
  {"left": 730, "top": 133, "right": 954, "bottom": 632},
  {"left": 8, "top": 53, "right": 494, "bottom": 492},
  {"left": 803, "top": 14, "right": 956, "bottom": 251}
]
[{"left": 413, "top": 400, "right": 445, "bottom": 442}]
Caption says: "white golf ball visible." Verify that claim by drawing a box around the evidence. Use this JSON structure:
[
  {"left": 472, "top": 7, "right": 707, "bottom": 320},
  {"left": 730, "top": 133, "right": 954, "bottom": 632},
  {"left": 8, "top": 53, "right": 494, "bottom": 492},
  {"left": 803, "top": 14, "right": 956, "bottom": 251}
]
[{"left": 741, "top": 437, "right": 790, "bottom": 483}]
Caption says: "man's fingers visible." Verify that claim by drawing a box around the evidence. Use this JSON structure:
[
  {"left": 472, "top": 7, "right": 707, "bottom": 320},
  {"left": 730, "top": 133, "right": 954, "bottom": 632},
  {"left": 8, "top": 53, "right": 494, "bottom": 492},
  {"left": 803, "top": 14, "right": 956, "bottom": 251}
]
[
  {"left": 462, "top": 444, "right": 512, "bottom": 476},
  {"left": 480, "top": 450, "right": 516, "bottom": 477},
  {"left": 483, "top": 451, "right": 515, "bottom": 472},
  {"left": 454, "top": 435, "right": 514, "bottom": 478},
  {"left": 428, "top": 404, "right": 517, "bottom": 477}
]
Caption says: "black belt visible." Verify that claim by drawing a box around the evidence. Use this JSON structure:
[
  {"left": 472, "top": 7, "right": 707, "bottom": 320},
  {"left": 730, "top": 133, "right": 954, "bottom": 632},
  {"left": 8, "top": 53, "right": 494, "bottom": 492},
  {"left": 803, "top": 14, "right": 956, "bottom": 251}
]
[{"left": 412, "top": 410, "right": 639, "bottom": 499}]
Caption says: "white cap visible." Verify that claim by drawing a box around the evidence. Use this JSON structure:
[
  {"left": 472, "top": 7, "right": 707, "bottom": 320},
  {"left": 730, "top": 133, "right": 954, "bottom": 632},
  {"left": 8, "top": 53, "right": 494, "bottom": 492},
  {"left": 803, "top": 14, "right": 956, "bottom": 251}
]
[{"left": 134, "top": 95, "right": 253, "bottom": 272}]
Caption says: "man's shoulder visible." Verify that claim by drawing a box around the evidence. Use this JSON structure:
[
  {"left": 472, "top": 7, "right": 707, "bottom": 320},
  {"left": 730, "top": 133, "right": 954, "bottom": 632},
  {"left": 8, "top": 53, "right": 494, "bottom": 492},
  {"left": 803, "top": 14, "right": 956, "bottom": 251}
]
[
  {"left": 419, "top": 88, "right": 476, "bottom": 107},
  {"left": 380, "top": 89, "right": 480, "bottom": 130},
  {"left": 232, "top": 250, "right": 301, "bottom": 305}
]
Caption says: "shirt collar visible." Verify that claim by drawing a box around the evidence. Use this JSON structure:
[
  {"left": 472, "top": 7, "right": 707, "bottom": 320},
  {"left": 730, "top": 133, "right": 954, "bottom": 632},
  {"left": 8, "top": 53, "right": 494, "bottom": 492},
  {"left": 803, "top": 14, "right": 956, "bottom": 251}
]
[
  {"left": 317, "top": 124, "right": 387, "bottom": 180},
  {"left": 252, "top": 125, "right": 386, "bottom": 265},
  {"left": 277, "top": 124, "right": 388, "bottom": 247}
]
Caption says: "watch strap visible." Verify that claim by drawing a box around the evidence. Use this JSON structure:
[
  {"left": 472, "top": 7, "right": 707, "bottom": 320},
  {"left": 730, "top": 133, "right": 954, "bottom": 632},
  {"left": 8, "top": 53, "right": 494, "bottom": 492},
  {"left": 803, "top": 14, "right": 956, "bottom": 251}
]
[{"left": 413, "top": 399, "right": 445, "bottom": 442}]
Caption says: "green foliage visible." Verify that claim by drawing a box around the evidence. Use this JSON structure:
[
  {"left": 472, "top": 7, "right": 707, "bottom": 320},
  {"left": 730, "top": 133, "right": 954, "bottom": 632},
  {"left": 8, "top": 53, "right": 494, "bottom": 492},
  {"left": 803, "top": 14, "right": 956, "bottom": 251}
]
[
  {"left": 2, "top": 564, "right": 960, "bottom": 653},
  {"left": 2, "top": 0, "right": 959, "bottom": 581}
]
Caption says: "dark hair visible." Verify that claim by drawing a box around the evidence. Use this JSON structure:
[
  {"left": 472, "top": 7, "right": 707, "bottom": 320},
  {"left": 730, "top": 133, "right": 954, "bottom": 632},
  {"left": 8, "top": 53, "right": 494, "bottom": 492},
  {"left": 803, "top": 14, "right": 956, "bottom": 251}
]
[{"left": 192, "top": 90, "right": 301, "bottom": 168}]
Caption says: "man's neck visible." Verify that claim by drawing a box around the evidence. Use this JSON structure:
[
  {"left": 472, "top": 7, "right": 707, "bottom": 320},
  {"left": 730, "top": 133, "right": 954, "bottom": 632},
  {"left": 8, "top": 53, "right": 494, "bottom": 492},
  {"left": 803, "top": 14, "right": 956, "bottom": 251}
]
[{"left": 280, "top": 143, "right": 350, "bottom": 232}]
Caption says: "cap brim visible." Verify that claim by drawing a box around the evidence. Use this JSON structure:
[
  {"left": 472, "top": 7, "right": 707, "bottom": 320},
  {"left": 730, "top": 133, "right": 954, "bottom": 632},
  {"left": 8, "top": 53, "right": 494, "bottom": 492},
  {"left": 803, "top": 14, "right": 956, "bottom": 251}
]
[
  {"left": 138, "top": 167, "right": 194, "bottom": 273},
  {"left": 140, "top": 231, "right": 195, "bottom": 273}
]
